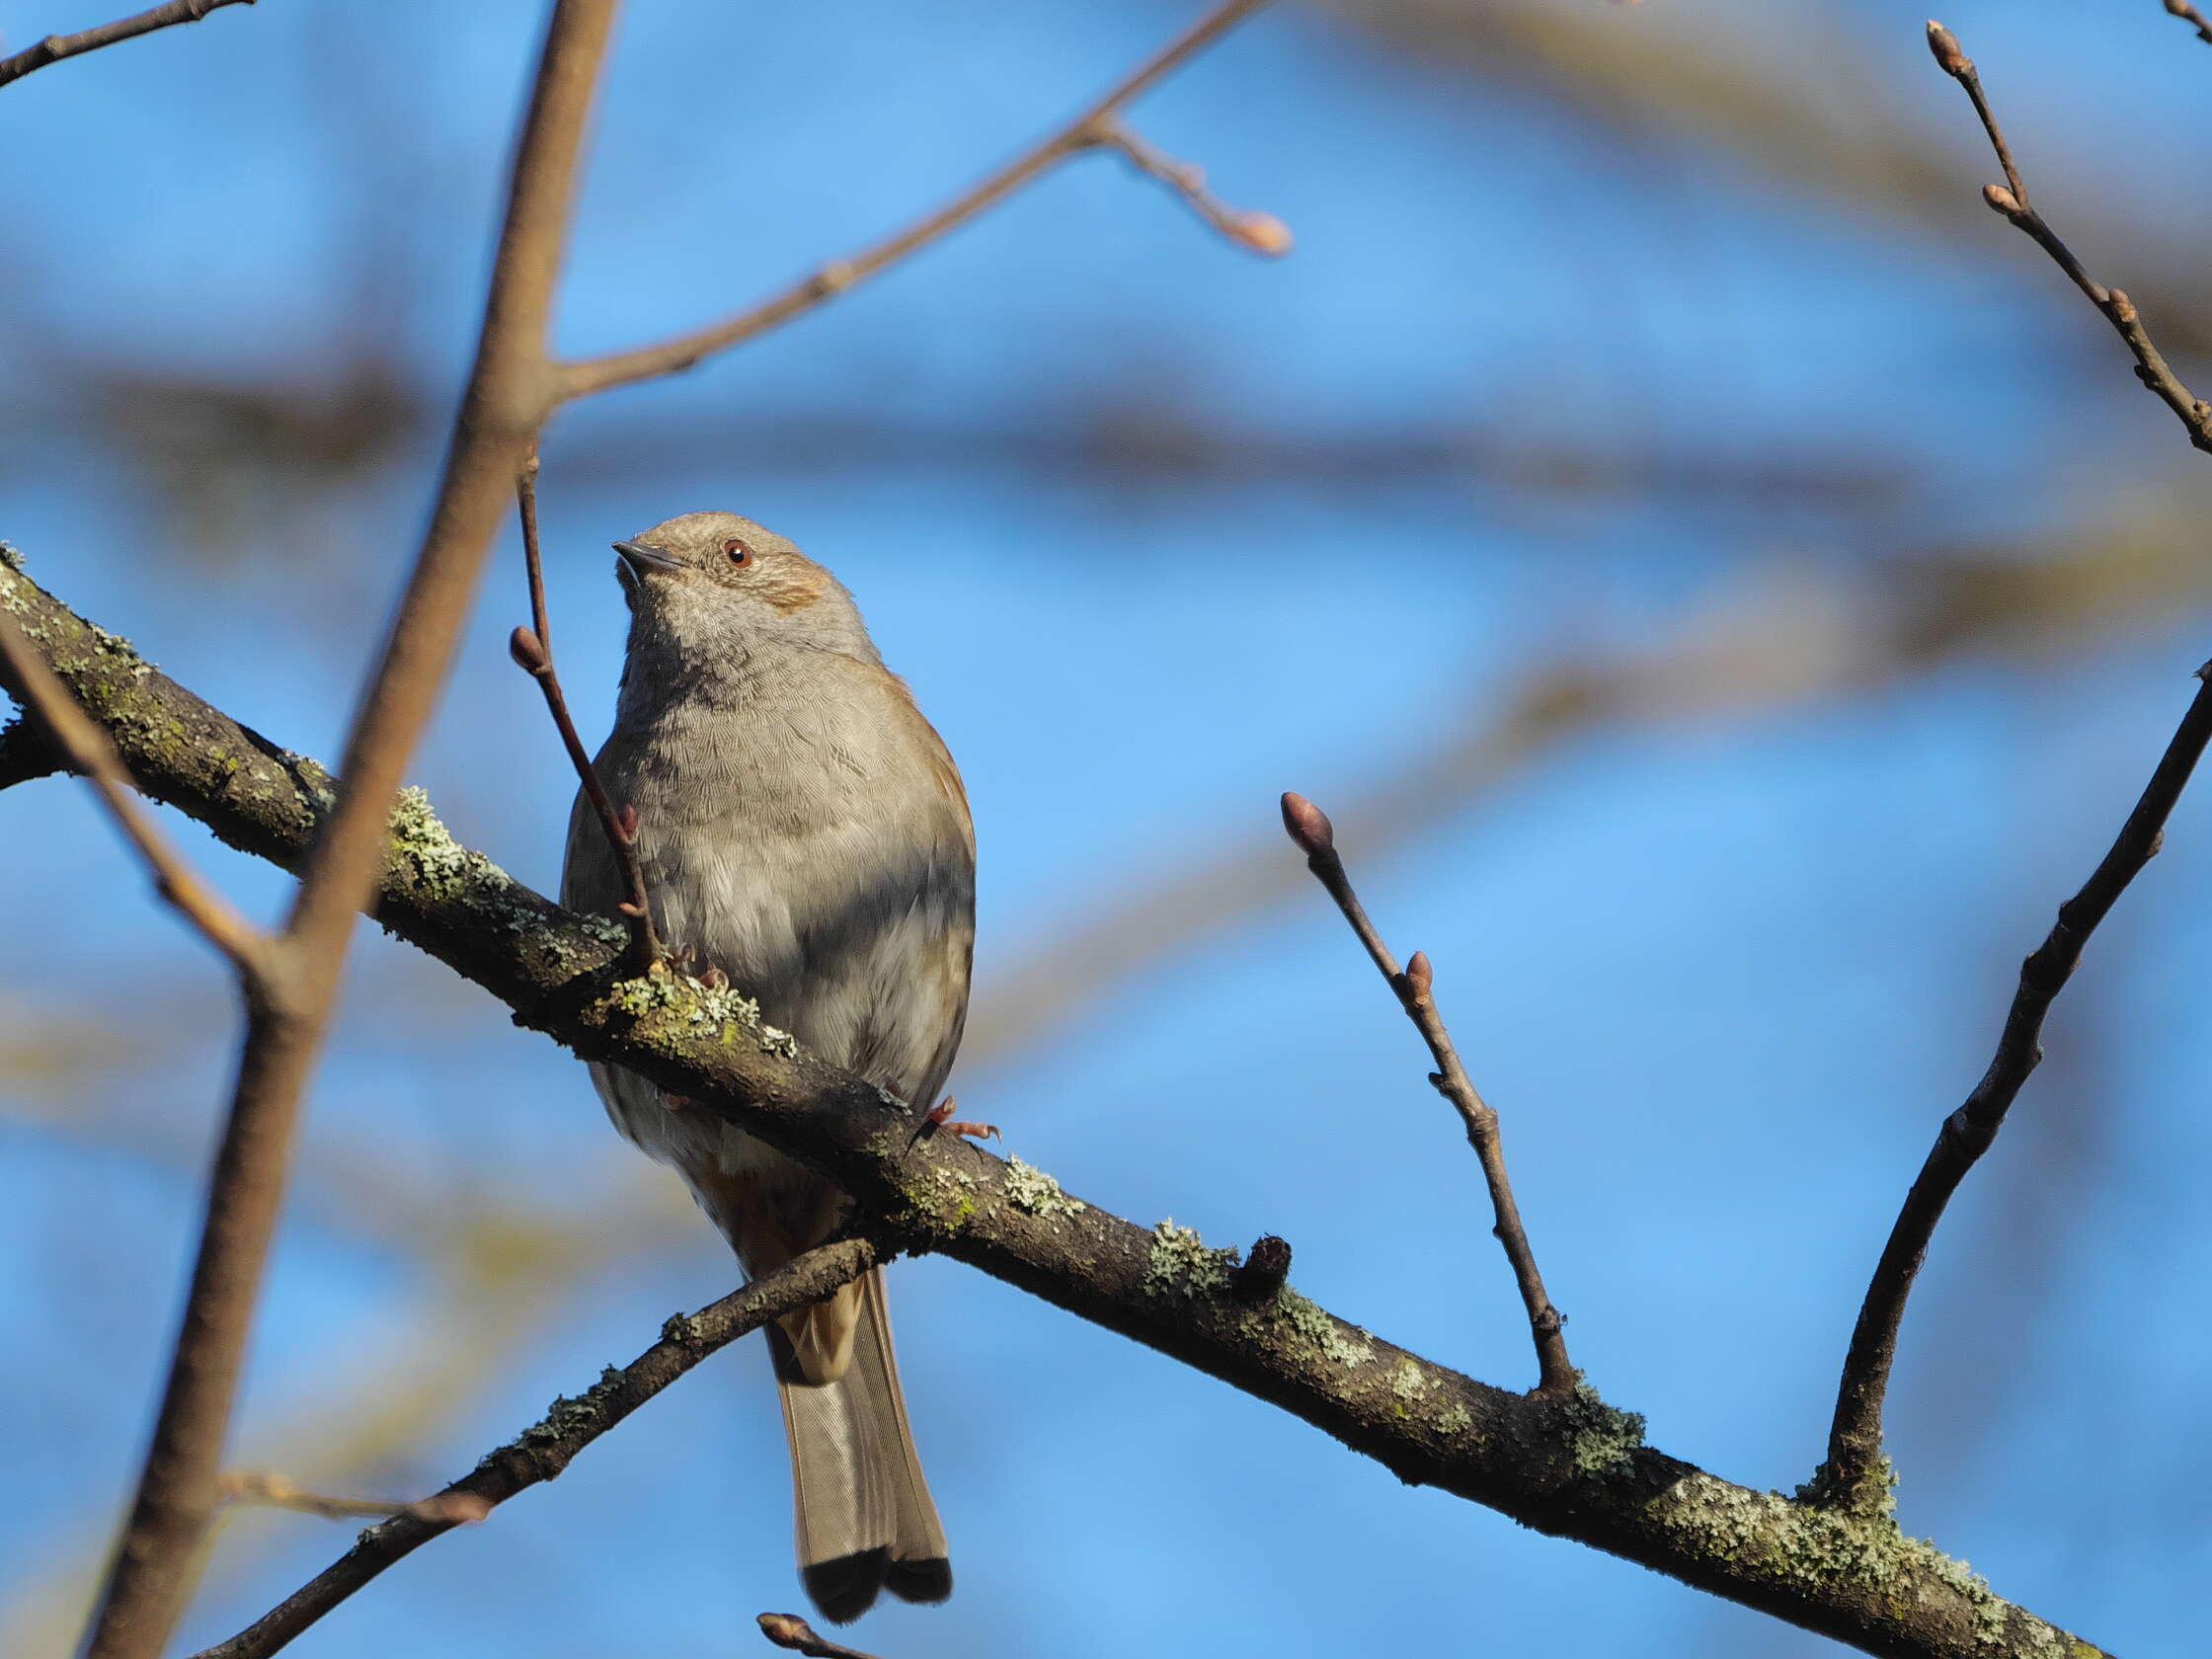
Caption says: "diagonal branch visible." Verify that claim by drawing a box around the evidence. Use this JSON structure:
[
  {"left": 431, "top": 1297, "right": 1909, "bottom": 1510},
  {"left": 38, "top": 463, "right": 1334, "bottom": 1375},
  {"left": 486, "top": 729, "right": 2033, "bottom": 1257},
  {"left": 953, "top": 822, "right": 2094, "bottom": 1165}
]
[
  {"left": 556, "top": 0, "right": 1279, "bottom": 401},
  {"left": 1813, "top": 662, "right": 2212, "bottom": 1513},
  {"left": 75, "top": 7, "right": 621, "bottom": 1657},
  {"left": 0, "top": 0, "right": 255, "bottom": 89},
  {"left": 191, "top": 1240, "right": 881, "bottom": 1659},
  {"left": 1280, "top": 792, "right": 1574, "bottom": 1395},
  {"left": 0, "top": 604, "right": 265, "bottom": 975},
  {"left": 1927, "top": 21, "right": 2212, "bottom": 454},
  {"left": 0, "top": 563, "right": 2121, "bottom": 1659}
]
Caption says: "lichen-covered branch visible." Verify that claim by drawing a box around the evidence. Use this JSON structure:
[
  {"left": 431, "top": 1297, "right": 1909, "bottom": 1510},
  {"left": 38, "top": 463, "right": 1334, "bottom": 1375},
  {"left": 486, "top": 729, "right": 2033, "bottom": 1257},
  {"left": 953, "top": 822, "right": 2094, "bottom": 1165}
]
[
  {"left": 192, "top": 1240, "right": 882, "bottom": 1659},
  {"left": 0, "top": 576, "right": 265, "bottom": 973},
  {"left": 0, "top": 558, "right": 2111, "bottom": 1659}
]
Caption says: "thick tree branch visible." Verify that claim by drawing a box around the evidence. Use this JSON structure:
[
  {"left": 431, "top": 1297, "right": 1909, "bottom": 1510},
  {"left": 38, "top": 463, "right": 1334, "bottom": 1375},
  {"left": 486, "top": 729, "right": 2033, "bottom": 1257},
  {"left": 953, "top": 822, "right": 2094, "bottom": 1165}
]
[
  {"left": 74, "top": 7, "right": 620, "bottom": 1657},
  {"left": 191, "top": 1240, "right": 881, "bottom": 1659},
  {"left": 0, "top": 599, "right": 264, "bottom": 974},
  {"left": 1928, "top": 21, "right": 2212, "bottom": 454},
  {"left": 0, "top": 0, "right": 253, "bottom": 89},
  {"left": 0, "top": 559, "right": 2116, "bottom": 1659},
  {"left": 1279, "top": 791, "right": 1573, "bottom": 1395},
  {"left": 1813, "top": 660, "right": 2212, "bottom": 1512},
  {"left": 555, "top": 0, "right": 1277, "bottom": 401}
]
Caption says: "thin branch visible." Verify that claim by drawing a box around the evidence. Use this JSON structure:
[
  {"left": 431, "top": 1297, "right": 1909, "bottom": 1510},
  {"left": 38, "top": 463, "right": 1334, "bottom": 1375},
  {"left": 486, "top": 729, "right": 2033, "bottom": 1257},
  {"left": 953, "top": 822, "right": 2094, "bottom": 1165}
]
[
  {"left": 0, "top": 608, "right": 264, "bottom": 974},
  {"left": 1279, "top": 791, "right": 1574, "bottom": 1396},
  {"left": 2163, "top": 0, "right": 2212, "bottom": 46},
  {"left": 190, "top": 1240, "right": 881, "bottom": 1659},
  {"left": 757, "top": 1613, "right": 891, "bottom": 1659},
  {"left": 556, "top": 0, "right": 1277, "bottom": 401},
  {"left": 76, "top": 7, "right": 621, "bottom": 1658},
  {"left": 507, "top": 445, "right": 660, "bottom": 968},
  {"left": 1814, "top": 662, "right": 2212, "bottom": 1512},
  {"left": 0, "top": 0, "right": 254, "bottom": 89},
  {"left": 1927, "top": 21, "right": 2212, "bottom": 454},
  {"left": 0, "top": 565, "right": 2118, "bottom": 1659},
  {"left": 1085, "top": 115, "right": 1291, "bottom": 254},
  {"left": 215, "top": 1474, "right": 492, "bottom": 1528}
]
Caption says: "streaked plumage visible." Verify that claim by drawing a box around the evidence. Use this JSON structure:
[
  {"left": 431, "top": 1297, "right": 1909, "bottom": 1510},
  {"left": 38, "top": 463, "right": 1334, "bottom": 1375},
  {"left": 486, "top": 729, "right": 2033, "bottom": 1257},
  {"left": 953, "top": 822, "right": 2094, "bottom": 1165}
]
[{"left": 562, "top": 510, "right": 969, "bottom": 1623}]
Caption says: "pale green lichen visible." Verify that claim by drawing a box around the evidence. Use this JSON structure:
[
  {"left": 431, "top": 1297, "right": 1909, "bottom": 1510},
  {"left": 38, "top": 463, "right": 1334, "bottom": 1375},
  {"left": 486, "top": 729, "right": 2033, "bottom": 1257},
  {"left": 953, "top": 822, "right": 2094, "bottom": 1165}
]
[
  {"left": 1264, "top": 1287, "right": 1377, "bottom": 1369},
  {"left": 1645, "top": 1471, "right": 2078, "bottom": 1649},
  {"left": 1004, "top": 1156, "right": 1085, "bottom": 1219},
  {"left": 1560, "top": 1381, "right": 1646, "bottom": 1477},
  {"left": 387, "top": 784, "right": 501, "bottom": 902},
  {"left": 1390, "top": 1360, "right": 1429, "bottom": 1402},
  {"left": 603, "top": 965, "right": 800, "bottom": 1060},
  {"left": 1437, "top": 1401, "right": 1473, "bottom": 1436},
  {"left": 1142, "top": 1220, "right": 1233, "bottom": 1298},
  {"left": 0, "top": 540, "right": 24, "bottom": 573}
]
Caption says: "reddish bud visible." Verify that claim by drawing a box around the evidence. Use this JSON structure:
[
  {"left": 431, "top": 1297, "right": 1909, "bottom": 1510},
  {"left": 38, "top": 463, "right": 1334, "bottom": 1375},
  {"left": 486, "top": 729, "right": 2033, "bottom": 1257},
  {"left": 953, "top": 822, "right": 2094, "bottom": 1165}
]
[
  {"left": 617, "top": 803, "right": 641, "bottom": 842},
  {"left": 1280, "top": 791, "right": 1336, "bottom": 857},
  {"left": 756, "top": 1613, "right": 814, "bottom": 1651},
  {"left": 2106, "top": 287, "right": 2137, "bottom": 323},
  {"left": 1405, "top": 950, "right": 1434, "bottom": 997},
  {"left": 508, "top": 626, "right": 547, "bottom": 672},
  {"left": 1232, "top": 211, "right": 1295, "bottom": 256},
  {"left": 1981, "top": 183, "right": 2022, "bottom": 216},
  {"left": 1925, "top": 20, "right": 1971, "bottom": 77}
]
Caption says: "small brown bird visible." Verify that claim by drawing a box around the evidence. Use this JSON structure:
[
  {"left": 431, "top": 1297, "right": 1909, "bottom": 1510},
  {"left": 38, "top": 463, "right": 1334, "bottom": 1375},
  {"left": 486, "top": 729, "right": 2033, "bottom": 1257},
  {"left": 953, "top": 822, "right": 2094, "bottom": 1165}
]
[{"left": 562, "top": 510, "right": 970, "bottom": 1622}]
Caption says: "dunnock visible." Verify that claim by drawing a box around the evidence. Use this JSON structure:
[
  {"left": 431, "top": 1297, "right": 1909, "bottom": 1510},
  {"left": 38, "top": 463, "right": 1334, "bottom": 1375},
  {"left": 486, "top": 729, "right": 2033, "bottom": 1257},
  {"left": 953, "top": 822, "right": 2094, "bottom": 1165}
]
[{"left": 562, "top": 511, "right": 969, "bottom": 1622}]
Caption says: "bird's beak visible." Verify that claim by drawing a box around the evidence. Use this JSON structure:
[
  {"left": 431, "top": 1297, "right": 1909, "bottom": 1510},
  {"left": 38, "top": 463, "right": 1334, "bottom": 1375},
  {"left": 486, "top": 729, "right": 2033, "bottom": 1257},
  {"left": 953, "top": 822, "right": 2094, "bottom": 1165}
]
[{"left": 612, "top": 539, "right": 681, "bottom": 573}]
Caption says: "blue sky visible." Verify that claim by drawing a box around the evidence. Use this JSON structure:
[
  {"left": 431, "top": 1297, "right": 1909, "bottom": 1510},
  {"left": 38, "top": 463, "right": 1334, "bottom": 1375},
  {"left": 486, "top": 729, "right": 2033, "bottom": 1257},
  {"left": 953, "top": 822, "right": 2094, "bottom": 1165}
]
[{"left": 4, "top": 2, "right": 2210, "bottom": 1655}]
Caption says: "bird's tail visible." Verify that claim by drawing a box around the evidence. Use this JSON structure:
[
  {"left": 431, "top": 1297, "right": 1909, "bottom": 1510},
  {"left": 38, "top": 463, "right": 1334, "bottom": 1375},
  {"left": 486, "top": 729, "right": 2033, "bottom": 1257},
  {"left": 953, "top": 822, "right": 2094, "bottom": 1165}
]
[{"left": 767, "top": 1267, "right": 953, "bottom": 1624}]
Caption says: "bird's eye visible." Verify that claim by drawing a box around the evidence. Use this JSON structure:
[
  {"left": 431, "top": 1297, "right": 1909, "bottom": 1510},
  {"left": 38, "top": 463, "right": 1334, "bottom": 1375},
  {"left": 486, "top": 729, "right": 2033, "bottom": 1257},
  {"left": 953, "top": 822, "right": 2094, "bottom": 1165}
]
[{"left": 723, "top": 538, "right": 753, "bottom": 568}]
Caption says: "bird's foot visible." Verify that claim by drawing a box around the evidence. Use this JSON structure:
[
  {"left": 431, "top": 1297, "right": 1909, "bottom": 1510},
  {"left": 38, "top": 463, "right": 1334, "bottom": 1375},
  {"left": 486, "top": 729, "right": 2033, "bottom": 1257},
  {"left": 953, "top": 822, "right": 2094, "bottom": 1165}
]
[{"left": 923, "top": 1096, "right": 999, "bottom": 1142}]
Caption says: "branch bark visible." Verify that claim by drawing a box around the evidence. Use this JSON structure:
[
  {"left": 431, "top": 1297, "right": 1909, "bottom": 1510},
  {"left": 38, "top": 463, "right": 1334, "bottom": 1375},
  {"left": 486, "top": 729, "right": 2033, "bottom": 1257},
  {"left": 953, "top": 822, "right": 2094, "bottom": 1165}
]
[
  {"left": 73, "top": 5, "right": 620, "bottom": 1655},
  {"left": 1813, "top": 660, "right": 2212, "bottom": 1512},
  {"left": 0, "top": 0, "right": 254, "bottom": 89},
  {"left": 0, "top": 558, "right": 2117, "bottom": 1659}
]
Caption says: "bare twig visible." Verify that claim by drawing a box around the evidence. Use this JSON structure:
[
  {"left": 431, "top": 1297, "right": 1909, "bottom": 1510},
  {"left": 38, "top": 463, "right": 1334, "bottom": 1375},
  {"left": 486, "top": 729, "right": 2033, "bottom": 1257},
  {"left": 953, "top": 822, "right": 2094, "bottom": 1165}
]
[
  {"left": 1279, "top": 791, "right": 1574, "bottom": 1395},
  {"left": 77, "top": 7, "right": 622, "bottom": 1658},
  {"left": 1928, "top": 21, "right": 2212, "bottom": 454},
  {"left": 1814, "top": 663, "right": 2212, "bottom": 1512},
  {"left": 757, "top": 1613, "right": 890, "bottom": 1659},
  {"left": 1084, "top": 116, "right": 1292, "bottom": 253},
  {"left": 190, "top": 1239, "right": 881, "bottom": 1659},
  {"left": 0, "top": 0, "right": 254, "bottom": 88},
  {"left": 2164, "top": 0, "right": 2212, "bottom": 46},
  {"left": 0, "top": 609, "right": 264, "bottom": 974},
  {"left": 507, "top": 445, "right": 660, "bottom": 968},
  {"left": 215, "top": 1473, "right": 492, "bottom": 1528},
  {"left": 557, "top": 0, "right": 1277, "bottom": 400}
]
